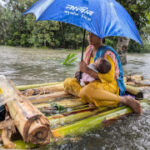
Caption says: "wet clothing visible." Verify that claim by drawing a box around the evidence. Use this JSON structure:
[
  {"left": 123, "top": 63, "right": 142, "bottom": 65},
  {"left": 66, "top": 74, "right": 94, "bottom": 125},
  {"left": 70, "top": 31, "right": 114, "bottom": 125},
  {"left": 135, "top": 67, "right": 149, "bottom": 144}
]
[
  {"left": 95, "top": 45, "right": 126, "bottom": 95},
  {"left": 64, "top": 45, "right": 123, "bottom": 107}
]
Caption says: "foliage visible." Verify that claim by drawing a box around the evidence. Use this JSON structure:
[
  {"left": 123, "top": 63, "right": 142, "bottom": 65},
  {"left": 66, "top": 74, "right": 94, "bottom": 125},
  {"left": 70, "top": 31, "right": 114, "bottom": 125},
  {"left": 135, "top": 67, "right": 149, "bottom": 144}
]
[
  {"left": 63, "top": 53, "right": 77, "bottom": 65},
  {"left": 128, "top": 39, "right": 150, "bottom": 53},
  {"left": 105, "top": 37, "right": 118, "bottom": 49},
  {"left": 50, "top": 102, "right": 65, "bottom": 110},
  {"left": 128, "top": 24, "right": 150, "bottom": 53},
  {"left": 0, "top": 0, "right": 149, "bottom": 52},
  {"left": 117, "top": 0, "right": 150, "bottom": 53},
  {"left": 117, "top": 0, "right": 150, "bottom": 29},
  {"left": 143, "top": 24, "right": 150, "bottom": 38}
]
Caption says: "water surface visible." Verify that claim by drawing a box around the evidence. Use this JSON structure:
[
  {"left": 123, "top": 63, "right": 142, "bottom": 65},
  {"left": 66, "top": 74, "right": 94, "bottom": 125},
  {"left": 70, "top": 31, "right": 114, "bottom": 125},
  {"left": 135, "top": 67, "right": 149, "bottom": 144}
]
[{"left": 1, "top": 46, "right": 150, "bottom": 150}]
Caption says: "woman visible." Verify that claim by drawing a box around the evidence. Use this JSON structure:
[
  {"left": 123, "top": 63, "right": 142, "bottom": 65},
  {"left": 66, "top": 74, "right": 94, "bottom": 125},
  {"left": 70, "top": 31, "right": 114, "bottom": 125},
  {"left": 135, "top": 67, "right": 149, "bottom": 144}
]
[{"left": 64, "top": 33, "right": 142, "bottom": 114}]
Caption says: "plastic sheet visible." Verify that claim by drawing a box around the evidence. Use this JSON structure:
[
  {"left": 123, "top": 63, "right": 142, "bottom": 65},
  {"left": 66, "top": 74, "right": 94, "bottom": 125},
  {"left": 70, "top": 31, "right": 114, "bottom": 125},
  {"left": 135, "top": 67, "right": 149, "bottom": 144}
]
[{"left": 0, "top": 75, "right": 17, "bottom": 107}]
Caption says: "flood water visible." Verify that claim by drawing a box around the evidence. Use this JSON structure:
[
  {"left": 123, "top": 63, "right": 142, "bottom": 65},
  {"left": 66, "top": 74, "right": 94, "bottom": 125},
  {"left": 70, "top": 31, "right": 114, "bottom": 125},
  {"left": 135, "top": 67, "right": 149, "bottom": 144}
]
[{"left": 1, "top": 46, "right": 150, "bottom": 150}]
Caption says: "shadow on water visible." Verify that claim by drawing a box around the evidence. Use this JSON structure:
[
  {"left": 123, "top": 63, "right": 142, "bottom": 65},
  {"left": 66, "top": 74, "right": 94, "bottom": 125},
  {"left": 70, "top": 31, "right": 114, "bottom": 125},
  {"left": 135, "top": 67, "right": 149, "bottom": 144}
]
[{"left": 1, "top": 46, "right": 150, "bottom": 150}]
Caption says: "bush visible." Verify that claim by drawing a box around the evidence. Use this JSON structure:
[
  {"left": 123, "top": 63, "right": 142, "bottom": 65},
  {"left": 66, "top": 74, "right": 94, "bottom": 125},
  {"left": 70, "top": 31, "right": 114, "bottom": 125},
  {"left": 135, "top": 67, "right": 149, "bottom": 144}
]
[{"left": 128, "top": 39, "right": 150, "bottom": 53}]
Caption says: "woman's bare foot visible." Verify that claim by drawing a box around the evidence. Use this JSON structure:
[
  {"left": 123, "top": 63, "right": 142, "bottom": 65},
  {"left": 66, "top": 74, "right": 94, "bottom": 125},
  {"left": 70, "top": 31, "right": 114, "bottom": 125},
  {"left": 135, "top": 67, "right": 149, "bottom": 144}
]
[{"left": 120, "top": 96, "right": 142, "bottom": 114}]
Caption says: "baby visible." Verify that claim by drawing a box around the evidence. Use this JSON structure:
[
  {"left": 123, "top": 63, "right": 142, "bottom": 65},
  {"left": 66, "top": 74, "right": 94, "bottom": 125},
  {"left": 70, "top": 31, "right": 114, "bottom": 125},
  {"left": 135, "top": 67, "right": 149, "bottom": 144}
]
[{"left": 80, "top": 58, "right": 111, "bottom": 86}]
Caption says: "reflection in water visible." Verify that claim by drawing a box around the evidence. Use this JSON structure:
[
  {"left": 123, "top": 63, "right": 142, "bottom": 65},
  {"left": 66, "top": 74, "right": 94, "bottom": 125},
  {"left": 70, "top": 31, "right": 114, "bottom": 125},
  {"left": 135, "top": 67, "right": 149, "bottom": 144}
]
[{"left": 1, "top": 46, "right": 150, "bottom": 150}]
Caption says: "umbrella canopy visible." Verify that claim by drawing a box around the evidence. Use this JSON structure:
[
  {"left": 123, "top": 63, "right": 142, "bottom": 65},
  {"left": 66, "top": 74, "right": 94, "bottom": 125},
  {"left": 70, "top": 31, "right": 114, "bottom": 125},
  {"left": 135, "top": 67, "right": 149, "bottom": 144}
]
[{"left": 24, "top": 0, "right": 142, "bottom": 45}]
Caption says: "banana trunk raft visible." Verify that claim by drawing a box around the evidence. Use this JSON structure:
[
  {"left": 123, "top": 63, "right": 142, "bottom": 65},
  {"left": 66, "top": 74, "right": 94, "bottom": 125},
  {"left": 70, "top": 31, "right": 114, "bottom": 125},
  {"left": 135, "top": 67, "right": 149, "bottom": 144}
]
[{"left": 0, "top": 75, "right": 150, "bottom": 149}]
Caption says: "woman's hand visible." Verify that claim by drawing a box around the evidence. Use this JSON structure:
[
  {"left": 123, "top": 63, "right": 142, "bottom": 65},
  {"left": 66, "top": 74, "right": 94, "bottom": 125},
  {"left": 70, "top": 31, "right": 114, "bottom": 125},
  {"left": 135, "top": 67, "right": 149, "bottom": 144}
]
[
  {"left": 79, "top": 61, "right": 99, "bottom": 80},
  {"left": 79, "top": 61, "right": 100, "bottom": 80},
  {"left": 79, "top": 61, "right": 88, "bottom": 73}
]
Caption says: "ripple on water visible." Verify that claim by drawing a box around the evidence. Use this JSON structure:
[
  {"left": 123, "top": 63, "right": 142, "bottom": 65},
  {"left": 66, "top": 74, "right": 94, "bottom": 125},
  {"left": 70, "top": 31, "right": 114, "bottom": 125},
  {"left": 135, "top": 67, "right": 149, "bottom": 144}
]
[{"left": 1, "top": 46, "right": 150, "bottom": 150}]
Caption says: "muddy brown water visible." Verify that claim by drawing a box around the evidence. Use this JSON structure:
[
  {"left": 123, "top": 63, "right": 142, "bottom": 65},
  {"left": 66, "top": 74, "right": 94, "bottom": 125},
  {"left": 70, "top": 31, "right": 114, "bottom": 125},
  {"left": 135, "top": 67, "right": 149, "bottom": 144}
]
[{"left": 1, "top": 46, "right": 150, "bottom": 150}]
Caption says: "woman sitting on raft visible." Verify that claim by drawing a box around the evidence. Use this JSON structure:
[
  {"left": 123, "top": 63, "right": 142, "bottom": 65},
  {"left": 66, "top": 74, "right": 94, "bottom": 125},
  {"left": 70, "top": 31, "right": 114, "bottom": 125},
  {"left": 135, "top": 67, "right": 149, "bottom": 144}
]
[{"left": 64, "top": 33, "right": 142, "bottom": 114}]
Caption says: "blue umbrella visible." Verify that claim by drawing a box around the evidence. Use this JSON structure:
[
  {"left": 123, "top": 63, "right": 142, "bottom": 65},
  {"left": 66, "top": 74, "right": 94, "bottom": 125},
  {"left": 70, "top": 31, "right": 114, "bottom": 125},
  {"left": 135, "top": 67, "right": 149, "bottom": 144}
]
[{"left": 24, "top": 0, "right": 142, "bottom": 60}]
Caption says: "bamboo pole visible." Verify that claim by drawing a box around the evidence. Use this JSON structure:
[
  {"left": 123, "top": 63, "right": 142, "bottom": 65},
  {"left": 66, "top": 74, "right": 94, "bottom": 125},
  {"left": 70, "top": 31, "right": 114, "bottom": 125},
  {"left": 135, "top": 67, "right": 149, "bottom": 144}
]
[
  {"left": 16, "top": 82, "right": 63, "bottom": 91},
  {"left": 51, "top": 101, "right": 148, "bottom": 138},
  {"left": 125, "top": 85, "right": 143, "bottom": 99},
  {"left": 0, "top": 76, "right": 50, "bottom": 145},
  {"left": 1, "top": 80, "right": 149, "bottom": 149},
  {"left": 125, "top": 75, "right": 144, "bottom": 82},
  {"left": 48, "top": 106, "right": 108, "bottom": 128},
  {"left": 135, "top": 80, "right": 150, "bottom": 86},
  {"left": 125, "top": 81, "right": 136, "bottom": 86},
  {"left": 1, "top": 100, "right": 149, "bottom": 149},
  {"left": 0, "top": 140, "right": 36, "bottom": 149},
  {"left": 22, "top": 83, "right": 64, "bottom": 96},
  {"left": 125, "top": 85, "right": 140, "bottom": 95},
  {"left": 34, "top": 98, "right": 86, "bottom": 109},
  {"left": 27, "top": 91, "right": 68, "bottom": 103}
]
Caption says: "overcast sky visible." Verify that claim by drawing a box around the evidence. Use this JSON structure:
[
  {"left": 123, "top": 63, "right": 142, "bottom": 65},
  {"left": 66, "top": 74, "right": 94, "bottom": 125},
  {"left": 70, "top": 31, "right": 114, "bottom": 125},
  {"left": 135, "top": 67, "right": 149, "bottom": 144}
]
[{"left": 0, "top": 0, "right": 5, "bottom": 6}]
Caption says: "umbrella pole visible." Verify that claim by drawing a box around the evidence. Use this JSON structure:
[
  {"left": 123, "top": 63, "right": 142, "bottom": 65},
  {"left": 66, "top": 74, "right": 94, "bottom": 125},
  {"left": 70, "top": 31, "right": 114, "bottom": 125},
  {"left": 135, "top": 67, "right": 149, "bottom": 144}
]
[
  {"left": 79, "top": 29, "right": 86, "bottom": 79},
  {"left": 81, "top": 29, "right": 86, "bottom": 61}
]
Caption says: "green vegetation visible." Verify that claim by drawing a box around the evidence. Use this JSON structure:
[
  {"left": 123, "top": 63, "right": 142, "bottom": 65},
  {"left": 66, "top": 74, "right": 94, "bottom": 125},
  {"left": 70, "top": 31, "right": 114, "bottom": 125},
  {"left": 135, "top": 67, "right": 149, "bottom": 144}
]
[
  {"left": 128, "top": 39, "right": 150, "bottom": 53},
  {"left": 63, "top": 53, "right": 77, "bottom": 65},
  {"left": 128, "top": 24, "right": 150, "bottom": 53},
  {"left": 0, "top": 0, "right": 149, "bottom": 52}
]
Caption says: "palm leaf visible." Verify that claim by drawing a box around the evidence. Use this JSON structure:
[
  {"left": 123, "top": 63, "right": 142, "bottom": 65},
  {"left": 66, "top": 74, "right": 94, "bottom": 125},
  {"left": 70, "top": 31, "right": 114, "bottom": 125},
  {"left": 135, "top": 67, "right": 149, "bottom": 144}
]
[{"left": 63, "top": 53, "right": 77, "bottom": 65}]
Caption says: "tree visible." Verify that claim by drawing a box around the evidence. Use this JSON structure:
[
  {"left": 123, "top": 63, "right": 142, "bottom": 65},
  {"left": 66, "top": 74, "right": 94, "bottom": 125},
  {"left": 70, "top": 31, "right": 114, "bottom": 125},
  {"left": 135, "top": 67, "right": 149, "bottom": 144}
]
[
  {"left": 115, "top": 0, "right": 150, "bottom": 64},
  {"left": 0, "top": 0, "right": 149, "bottom": 54}
]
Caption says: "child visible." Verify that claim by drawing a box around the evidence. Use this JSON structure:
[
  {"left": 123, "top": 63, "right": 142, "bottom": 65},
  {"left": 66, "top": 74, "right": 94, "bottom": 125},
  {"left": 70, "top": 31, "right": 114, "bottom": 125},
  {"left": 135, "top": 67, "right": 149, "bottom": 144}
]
[{"left": 80, "top": 58, "right": 111, "bottom": 86}]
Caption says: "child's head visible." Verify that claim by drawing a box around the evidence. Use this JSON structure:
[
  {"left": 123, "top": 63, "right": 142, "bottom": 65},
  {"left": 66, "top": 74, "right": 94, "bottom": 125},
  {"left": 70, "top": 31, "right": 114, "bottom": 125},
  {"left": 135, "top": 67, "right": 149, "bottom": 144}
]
[{"left": 95, "top": 58, "right": 111, "bottom": 74}]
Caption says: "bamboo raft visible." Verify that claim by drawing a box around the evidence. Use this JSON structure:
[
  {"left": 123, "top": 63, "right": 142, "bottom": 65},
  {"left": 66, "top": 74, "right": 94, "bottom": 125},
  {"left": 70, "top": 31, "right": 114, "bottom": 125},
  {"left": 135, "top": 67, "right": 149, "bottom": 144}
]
[{"left": 0, "top": 75, "right": 150, "bottom": 149}]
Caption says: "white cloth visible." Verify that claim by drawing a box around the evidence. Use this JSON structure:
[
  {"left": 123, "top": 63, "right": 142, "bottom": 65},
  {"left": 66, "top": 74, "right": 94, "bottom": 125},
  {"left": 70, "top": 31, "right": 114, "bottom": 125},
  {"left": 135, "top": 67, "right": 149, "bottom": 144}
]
[{"left": 80, "top": 64, "right": 98, "bottom": 86}]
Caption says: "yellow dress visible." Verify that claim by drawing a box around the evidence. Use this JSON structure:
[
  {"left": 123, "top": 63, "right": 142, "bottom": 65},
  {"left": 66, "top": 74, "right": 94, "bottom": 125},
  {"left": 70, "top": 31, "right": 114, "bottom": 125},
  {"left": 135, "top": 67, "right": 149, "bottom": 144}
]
[{"left": 64, "top": 55, "right": 120, "bottom": 107}]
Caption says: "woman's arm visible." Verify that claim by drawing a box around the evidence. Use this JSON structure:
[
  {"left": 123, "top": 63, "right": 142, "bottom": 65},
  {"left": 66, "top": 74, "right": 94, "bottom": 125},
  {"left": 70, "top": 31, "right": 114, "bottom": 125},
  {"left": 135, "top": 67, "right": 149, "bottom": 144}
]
[{"left": 79, "top": 61, "right": 100, "bottom": 80}]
